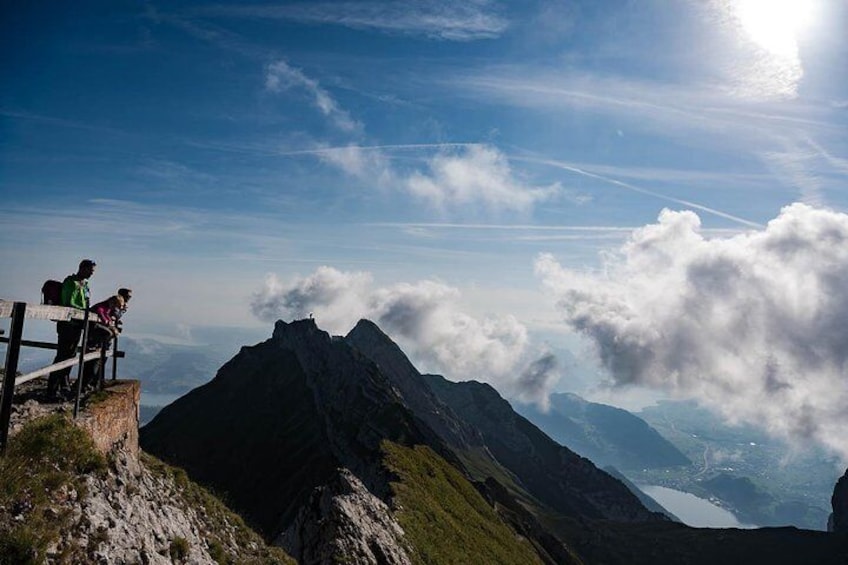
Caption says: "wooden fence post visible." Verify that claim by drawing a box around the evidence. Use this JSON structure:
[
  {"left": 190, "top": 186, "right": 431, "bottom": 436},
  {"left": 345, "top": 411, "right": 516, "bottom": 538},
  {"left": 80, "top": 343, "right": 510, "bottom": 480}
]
[
  {"left": 0, "top": 302, "right": 27, "bottom": 453},
  {"left": 112, "top": 335, "right": 118, "bottom": 381},
  {"left": 72, "top": 308, "right": 90, "bottom": 419}
]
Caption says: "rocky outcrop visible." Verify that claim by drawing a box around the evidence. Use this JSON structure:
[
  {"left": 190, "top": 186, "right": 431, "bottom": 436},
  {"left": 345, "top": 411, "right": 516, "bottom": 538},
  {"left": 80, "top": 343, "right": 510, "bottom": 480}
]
[
  {"left": 279, "top": 468, "right": 412, "bottom": 565},
  {"left": 829, "top": 468, "right": 848, "bottom": 533},
  {"left": 76, "top": 380, "right": 140, "bottom": 471},
  {"left": 69, "top": 450, "right": 218, "bottom": 563},
  {"left": 50, "top": 447, "right": 292, "bottom": 564}
]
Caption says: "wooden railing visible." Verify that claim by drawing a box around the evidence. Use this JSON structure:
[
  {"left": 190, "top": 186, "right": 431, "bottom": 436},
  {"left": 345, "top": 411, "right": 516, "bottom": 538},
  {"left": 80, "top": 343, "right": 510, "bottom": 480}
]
[{"left": 0, "top": 300, "right": 126, "bottom": 452}]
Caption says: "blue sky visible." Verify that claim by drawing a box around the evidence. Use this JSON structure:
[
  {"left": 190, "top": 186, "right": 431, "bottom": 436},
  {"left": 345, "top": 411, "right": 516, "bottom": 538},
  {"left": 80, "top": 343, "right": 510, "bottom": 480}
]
[{"left": 3, "top": 2, "right": 848, "bottom": 436}]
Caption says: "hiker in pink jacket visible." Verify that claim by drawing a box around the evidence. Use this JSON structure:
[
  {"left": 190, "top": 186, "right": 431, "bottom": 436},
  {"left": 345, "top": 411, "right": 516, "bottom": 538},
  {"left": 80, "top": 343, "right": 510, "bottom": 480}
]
[{"left": 81, "top": 293, "right": 125, "bottom": 390}]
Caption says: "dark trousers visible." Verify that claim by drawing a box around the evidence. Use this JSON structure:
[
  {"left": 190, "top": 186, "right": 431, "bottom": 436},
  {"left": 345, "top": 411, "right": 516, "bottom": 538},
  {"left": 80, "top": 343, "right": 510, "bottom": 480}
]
[
  {"left": 48, "top": 320, "right": 83, "bottom": 394},
  {"left": 82, "top": 324, "right": 113, "bottom": 389}
]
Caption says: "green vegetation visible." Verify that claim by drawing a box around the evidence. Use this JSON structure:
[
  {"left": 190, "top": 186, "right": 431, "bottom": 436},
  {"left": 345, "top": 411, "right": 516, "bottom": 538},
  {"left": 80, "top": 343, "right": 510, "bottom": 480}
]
[
  {"left": 169, "top": 536, "right": 190, "bottom": 561},
  {"left": 382, "top": 441, "right": 543, "bottom": 565},
  {"left": 141, "top": 452, "right": 295, "bottom": 565},
  {"left": 0, "top": 414, "right": 106, "bottom": 564}
]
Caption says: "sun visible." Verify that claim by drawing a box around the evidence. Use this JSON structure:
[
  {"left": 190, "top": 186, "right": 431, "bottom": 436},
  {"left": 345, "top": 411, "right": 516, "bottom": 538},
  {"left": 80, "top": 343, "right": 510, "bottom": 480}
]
[{"left": 734, "top": 0, "right": 816, "bottom": 57}]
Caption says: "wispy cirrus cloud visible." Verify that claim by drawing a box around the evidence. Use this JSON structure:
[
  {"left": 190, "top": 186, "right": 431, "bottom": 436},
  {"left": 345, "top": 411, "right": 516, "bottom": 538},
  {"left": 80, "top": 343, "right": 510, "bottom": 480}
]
[
  {"left": 265, "top": 60, "right": 361, "bottom": 133},
  {"left": 203, "top": 1, "right": 509, "bottom": 41},
  {"left": 451, "top": 69, "right": 836, "bottom": 139},
  {"left": 449, "top": 67, "right": 846, "bottom": 207}
]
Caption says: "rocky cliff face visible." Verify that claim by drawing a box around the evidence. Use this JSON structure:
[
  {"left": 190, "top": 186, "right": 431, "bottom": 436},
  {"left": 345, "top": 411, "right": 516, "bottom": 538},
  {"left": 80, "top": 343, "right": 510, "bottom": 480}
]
[
  {"left": 829, "top": 468, "right": 848, "bottom": 533},
  {"left": 69, "top": 448, "right": 291, "bottom": 564},
  {"left": 279, "top": 468, "right": 412, "bottom": 565}
]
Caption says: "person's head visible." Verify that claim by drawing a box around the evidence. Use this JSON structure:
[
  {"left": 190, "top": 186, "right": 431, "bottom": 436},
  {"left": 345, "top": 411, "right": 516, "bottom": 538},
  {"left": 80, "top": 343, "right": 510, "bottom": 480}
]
[
  {"left": 78, "top": 259, "right": 96, "bottom": 279},
  {"left": 111, "top": 295, "right": 126, "bottom": 309},
  {"left": 118, "top": 288, "right": 132, "bottom": 303}
]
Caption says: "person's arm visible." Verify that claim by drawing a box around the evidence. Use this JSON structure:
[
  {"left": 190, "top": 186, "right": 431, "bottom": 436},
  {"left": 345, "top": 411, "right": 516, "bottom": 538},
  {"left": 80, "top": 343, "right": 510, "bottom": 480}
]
[{"left": 93, "top": 303, "right": 111, "bottom": 325}]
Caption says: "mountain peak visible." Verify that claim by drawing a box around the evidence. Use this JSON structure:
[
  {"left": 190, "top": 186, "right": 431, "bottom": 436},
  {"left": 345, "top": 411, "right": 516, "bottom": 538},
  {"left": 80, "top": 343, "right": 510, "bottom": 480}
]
[
  {"left": 347, "top": 318, "right": 398, "bottom": 352},
  {"left": 272, "top": 317, "right": 325, "bottom": 341}
]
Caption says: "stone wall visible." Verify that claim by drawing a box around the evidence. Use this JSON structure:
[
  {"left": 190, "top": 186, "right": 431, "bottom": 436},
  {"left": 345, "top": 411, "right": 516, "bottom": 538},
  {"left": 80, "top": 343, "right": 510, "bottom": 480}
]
[{"left": 76, "top": 380, "right": 140, "bottom": 465}]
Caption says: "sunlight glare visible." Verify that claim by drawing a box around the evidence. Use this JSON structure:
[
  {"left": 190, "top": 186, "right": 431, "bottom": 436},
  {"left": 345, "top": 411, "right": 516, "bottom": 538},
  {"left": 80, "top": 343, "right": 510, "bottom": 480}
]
[{"left": 734, "top": 0, "right": 815, "bottom": 57}]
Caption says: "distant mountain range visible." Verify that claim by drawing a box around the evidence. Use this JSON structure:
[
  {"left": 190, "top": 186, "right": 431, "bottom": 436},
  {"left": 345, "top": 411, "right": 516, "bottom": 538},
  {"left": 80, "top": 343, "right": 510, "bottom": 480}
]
[
  {"left": 140, "top": 319, "right": 846, "bottom": 564},
  {"left": 516, "top": 392, "right": 690, "bottom": 471}
]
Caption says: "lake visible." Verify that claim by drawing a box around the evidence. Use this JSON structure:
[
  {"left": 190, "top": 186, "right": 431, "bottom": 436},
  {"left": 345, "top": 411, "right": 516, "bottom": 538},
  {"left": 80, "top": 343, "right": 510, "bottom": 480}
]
[{"left": 639, "top": 485, "right": 756, "bottom": 529}]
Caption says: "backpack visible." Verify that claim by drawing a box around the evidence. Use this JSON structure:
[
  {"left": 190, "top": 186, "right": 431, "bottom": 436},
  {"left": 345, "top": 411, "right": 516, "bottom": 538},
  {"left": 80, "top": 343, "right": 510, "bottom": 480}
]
[{"left": 42, "top": 279, "right": 63, "bottom": 305}]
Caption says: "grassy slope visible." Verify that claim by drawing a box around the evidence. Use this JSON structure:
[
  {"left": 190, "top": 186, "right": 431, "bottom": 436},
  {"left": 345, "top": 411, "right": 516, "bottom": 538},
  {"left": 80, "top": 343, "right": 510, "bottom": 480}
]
[
  {"left": 0, "top": 414, "right": 107, "bottom": 564},
  {"left": 382, "top": 441, "right": 543, "bottom": 565}
]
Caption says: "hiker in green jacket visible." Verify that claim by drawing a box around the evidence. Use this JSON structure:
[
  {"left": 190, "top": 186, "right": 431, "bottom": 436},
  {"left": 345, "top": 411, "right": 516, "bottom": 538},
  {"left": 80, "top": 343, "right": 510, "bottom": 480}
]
[
  {"left": 60, "top": 264, "right": 93, "bottom": 309},
  {"left": 47, "top": 259, "right": 96, "bottom": 399}
]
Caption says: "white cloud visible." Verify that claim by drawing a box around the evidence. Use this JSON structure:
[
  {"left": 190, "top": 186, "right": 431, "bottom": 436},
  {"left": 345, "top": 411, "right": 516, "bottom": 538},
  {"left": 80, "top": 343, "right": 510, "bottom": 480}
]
[
  {"left": 251, "top": 268, "right": 374, "bottom": 332},
  {"left": 319, "top": 144, "right": 560, "bottom": 213},
  {"left": 250, "top": 266, "right": 557, "bottom": 405},
  {"left": 316, "top": 145, "right": 396, "bottom": 186},
  {"left": 265, "top": 60, "right": 361, "bottom": 132},
  {"left": 206, "top": 1, "right": 509, "bottom": 41},
  {"left": 407, "top": 145, "right": 560, "bottom": 212},
  {"left": 535, "top": 203, "right": 848, "bottom": 461}
]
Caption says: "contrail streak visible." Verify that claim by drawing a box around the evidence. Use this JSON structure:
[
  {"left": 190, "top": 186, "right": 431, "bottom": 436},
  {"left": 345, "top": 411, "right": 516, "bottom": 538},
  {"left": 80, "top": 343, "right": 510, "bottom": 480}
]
[{"left": 519, "top": 156, "right": 764, "bottom": 228}]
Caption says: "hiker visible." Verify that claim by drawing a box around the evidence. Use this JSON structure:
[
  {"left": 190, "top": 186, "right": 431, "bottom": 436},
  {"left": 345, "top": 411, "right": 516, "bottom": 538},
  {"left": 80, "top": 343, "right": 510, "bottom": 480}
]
[
  {"left": 82, "top": 292, "right": 125, "bottom": 390},
  {"left": 47, "top": 259, "right": 96, "bottom": 398},
  {"left": 91, "top": 293, "right": 125, "bottom": 335},
  {"left": 115, "top": 288, "right": 132, "bottom": 332}
]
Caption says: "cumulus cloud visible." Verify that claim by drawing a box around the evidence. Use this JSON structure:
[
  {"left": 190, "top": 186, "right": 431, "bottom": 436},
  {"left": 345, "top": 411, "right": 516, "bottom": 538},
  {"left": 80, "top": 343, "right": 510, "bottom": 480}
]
[
  {"left": 319, "top": 144, "right": 560, "bottom": 213},
  {"left": 265, "top": 60, "right": 361, "bottom": 132},
  {"left": 251, "top": 266, "right": 557, "bottom": 405},
  {"left": 407, "top": 145, "right": 560, "bottom": 212},
  {"left": 536, "top": 203, "right": 848, "bottom": 461}
]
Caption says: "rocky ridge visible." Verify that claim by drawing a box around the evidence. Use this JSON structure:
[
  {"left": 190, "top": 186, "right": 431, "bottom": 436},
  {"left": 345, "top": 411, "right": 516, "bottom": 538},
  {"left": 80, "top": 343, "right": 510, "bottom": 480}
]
[
  {"left": 279, "top": 468, "right": 412, "bottom": 565},
  {"left": 347, "top": 319, "right": 663, "bottom": 523}
]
